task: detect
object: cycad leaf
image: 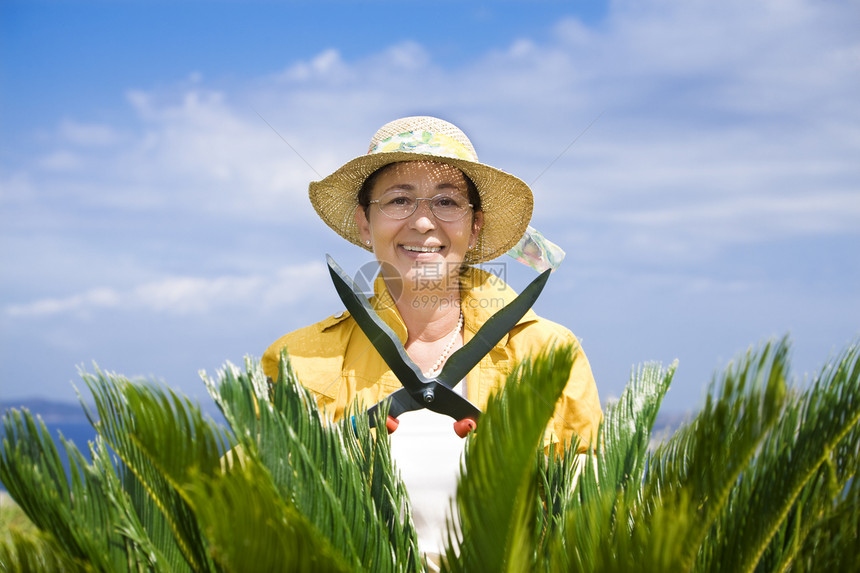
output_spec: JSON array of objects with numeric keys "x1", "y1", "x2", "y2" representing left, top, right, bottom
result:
[
  {"x1": 202, "y1": 356, "x2": 422, "y2": 572},
  {"x1": 791, "y1": 452, "x2": 860, "y2": 572},
  {"x1": 706, "y1": 340, "x2": 860, "y2": 572},
  {"x1": 553, "y1": 360, "x2": 676, "y2": 572},
  {"x1": 0, "y1": 525, "x2": 85, "y2": 573},
  {"x1": 443, "y1": 343, "x2": 575, "y2": 573},
  {"x1": 0, "y1": 405, "x2": 178, "y2": 571},
  {"x1": 4, "y1": 335, "x2": 858, "y2": 572},
  {"x1": 583, "y1": 359, "x2": 676, "y2": 498},
  {"x1": 82, "y1": 370, "x2": 224, "y2": 572},
  {"x1": 1, "y1": 409, "x2": 112, "y2": 570},
  {"x1": 184, "y1": 457, "x2": 354, "y2": 572},
  {"x1": 642, "y1": 338, "x2": 790, "y2": 571}
]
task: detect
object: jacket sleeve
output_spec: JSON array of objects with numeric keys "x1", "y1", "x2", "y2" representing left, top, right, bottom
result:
[
  {"x1": 507, "y1": 318, "x2": 603, "y2": 455},
  {"x1": 261, "y1": 313, "x2": 352, "y2": 415}
]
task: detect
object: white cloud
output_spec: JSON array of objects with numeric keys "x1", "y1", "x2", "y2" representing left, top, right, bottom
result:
[
  {"x1": 380, "y1": 41, "x2": 431, "y2": 70},
  {"x1": 59, "y1": 120, "x2": 121, "y2": 146},
  {"x1": 0, "y1": 170, "x2": 34, "y2": 204},
  {"x1": 38, "y1": 150, "x2": 83, "y2": 171},
  {"x1": 3, "y1": 0, "x2": 856, "y2": 275},
  {"x1": 0, "y1": 0, "x2": 854, "y2": 321},
  {"x1": 280, "y1": 48, "x2": 345, "y2": 81},
  {"x1": 3, "y1": 262, "x2": 328, "y2": 319},
  {"x1": 4, "y1": 287, "x2": 121, "y2": 318}
]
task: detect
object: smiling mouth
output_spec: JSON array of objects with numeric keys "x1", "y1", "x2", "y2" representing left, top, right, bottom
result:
[{"x1": 402, "y1": 245, "x2": 443, "y2": 253}]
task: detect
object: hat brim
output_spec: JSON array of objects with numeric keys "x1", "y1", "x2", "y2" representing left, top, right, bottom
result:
[{"x1": 309, "y1": 151, "x2": 534, "y2": 264}]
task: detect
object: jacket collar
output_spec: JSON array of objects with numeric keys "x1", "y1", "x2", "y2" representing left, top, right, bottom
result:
[{"x1": 368, "y1": 266, "x2": 538, "y2": 350}]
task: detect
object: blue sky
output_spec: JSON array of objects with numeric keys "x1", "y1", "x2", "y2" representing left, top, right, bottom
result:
[{"x1": 2, "y1": 0, "x2": 858, "y2": 414}]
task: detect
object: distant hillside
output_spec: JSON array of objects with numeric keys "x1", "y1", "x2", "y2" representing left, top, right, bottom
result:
[
  {"x1": 650, "y1": 410, "x2": 692, "y2": 447},
  {"x1": 0, "y1": 398, "x2": 91, "y2": 424},
  {"x1": 1, "y1": 396, "x2": 226, "y2": 425}
]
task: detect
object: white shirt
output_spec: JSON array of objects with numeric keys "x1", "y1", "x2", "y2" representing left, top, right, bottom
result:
[{"x1": 388, "y1": 380, "x2": 468, "y2": 556}]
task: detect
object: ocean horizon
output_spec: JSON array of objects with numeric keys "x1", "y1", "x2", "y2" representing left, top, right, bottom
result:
[
  {"x1": 0, "y1": 421, "x2": 98, "y2": 493},
  {"x1": 0, "y1": 398, "x2": 229, "y2": 493}
]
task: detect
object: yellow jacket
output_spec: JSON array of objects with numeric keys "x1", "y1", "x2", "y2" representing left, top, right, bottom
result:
[{"x1": 262, "y1": 266, "x2": 602, "y2": 453}]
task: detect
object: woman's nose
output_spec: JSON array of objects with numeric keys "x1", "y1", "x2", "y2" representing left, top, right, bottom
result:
[{"x1": 409, "y1": 200, "x2": 437, "y2": 231}]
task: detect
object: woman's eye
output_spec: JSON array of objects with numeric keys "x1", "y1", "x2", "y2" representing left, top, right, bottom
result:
[
  {"x1": 388, "y1": 196, "x2": 411, "y2": 206},
  {"x1": 435, "y1": 196, "x2": 461, "y2": 208}
]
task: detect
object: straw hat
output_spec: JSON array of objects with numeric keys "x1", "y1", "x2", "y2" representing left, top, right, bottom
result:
[{"x1": 309, "y1": 116, "x2": 534, "y2": 264}]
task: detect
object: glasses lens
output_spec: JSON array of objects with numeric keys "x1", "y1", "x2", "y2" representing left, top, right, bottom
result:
[
  {"x1": 377, "y1": 191, "x2": 417, "y2": 219},
  {"x1": 375, "y1": 191, "x2": 471, "y2": 221},
  {"x1": 430, "y1": 195, "x2": 470, "y2": 221}
]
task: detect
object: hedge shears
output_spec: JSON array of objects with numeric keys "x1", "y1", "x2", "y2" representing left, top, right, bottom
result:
[{"x1": 327, "y1": 255, "x2": 550, "y2": 438}]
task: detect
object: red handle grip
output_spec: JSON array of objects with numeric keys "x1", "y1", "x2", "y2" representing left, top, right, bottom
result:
[
  {"x1": 385, "y1": 415, "x2": 400, "y2": 434},
  {"x1": 453, "y1": 417, "x2": 477, "y2": 438}
]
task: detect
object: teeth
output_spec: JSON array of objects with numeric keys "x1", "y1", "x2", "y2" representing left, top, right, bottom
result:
[{"x1": 403, "y1": 245, "x2": 442, "y2": 253}]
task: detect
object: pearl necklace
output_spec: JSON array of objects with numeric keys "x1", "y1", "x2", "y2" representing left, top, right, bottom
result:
[{"x1": 423, "y1": 310, "x2": 464, "y2": 377}]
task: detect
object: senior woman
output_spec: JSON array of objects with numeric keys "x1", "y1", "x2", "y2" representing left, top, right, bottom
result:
[{"x1": 262, "y1": 116, "x2": 601, "y2": 555}]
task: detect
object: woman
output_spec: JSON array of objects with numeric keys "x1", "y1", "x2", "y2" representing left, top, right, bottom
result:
[{"x1": 262, "y1": 116, "x2": 601, "y2": 554}]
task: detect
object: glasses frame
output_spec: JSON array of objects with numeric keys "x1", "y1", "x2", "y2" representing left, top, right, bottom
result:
[{"x1": 368, "y1": 191, "x2": 474, "y2": 222}]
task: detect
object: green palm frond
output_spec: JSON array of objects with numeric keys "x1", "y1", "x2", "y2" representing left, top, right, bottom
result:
[
  {"x1": 790, "y1": 454, "x2": 860, "y2": 572},
  {"x1": 183, "y1": 456, "x2": 354, "y2": 572},
  {"x1": 0, "y1": 405, "x2": 175, "y2": 571},
  {"x1": 345, "y1": 399, "x2": 418, "y2": 568},
  {"x1": 2, "y1": 336, "x2": 858, "y2": 572},
  {"x1": 442, "y1": 343, "x2": 575, "y2": 573},
  {"x1": 2, "y1": 358, "x2": 421, "y2": 572},
  {"x1": 82, "y1": 370, "x2": 223, "y2": 572},
  {"x1": 533, "y1": 433, "x2": 580, "y2": 564},
  {"x1": 202, "y1": 356, "x2": 421, "y2": 572},
  {"x1": 589, "y1": 359, "x2": 677, "y2": 495},
  {"x1": 703, "y1": 340, "x2": 860, "y2": 572},
  {"x1": 638, "y1": 338, "x2": 791, "y2": 572},
  {"x1": 0, "y1": 525, "x2": 83, "y2": 573},
  {"x1": 549, "y1": 359, "x2": 677, "y2": 572},
  {"x1": 1, "y1": 411, "x2": 112, "y2": 571}
]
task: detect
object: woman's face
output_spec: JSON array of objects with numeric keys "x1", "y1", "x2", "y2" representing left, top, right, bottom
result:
[{"x1": 354, "y1": 161, "x2": 483, "y2": 292}]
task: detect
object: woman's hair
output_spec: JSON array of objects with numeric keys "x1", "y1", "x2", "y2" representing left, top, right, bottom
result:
[{"x1": 358, "y1": 162, "x2": 482, "y2": 217}]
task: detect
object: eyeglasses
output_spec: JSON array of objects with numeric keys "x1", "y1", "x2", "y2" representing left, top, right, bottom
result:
[{"x1": 369, "y1": 190, "x2": 473, "y2": 222}]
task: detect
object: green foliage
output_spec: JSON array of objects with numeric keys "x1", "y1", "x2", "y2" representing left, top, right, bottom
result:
[
  {"x1": 1, "y1": 360, "x2": 421, "y2": 572},
  {"x1": 443, "y1": 345, "x2": 575, "y2": 573},
  {"x1": 1, "y1": 337, "x2": 858, "y2": 573}
]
